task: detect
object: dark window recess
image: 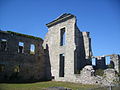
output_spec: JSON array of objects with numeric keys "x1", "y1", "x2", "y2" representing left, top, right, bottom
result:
[
  {"x1": 60, "y1": 28, "x2": 66, "y2": 46},
  {"x1": 52, "y1": 76, "x2": 55, "y2": 79},
  {"x1": 18, "y1": 42, "x2": 24, "y2": 53},
  {"x1": 1, "y1": 39, "x2": 7, "y2": 51},
  {"x1": 59, "y1": 54, "x2": 65, "y2": 77}
]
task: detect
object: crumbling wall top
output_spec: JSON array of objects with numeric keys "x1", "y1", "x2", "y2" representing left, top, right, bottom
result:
[
  {"x1": 0, "y1": 30, "x2": 43, "y2": 41},
  {"x1": 82, "y1": 32, "x2": 90, "y2": 37},
  {"x1": 46, "y1": 13, "x2": 76, "y2": 27}
]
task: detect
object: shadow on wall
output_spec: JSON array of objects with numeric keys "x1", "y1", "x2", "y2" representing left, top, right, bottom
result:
[
  {"x1": 0, "y1": 44, "x2": 52, "y2": 84},
  {"x1": 44, "y1": 44, "x2": 52, "y2": 81}
]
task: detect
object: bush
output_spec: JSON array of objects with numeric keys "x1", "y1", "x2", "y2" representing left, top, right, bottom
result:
[
  {"x1": 108, "y1": 64, "x2": 114, "y2": 68},
  {"x1": 95, "y1": 69, "x2": 104, "y2": 76}
]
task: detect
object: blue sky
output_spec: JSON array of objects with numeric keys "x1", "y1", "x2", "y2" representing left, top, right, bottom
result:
[{"x1": 0, "y1": 0, "x2": 120, "y2": 57}]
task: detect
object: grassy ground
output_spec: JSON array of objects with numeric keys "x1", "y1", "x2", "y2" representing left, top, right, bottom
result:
[{"x1": 0, "y1": 81, "x2": 99, "y2": 90}]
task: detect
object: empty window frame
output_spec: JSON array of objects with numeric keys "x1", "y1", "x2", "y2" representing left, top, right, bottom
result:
[
  {"x1": 60, "y1": 28, "x2": 66, "y2": 46},
  {"x1": 106, "y1": 56, "x2": 110, "y2": 65},
  {"x1": 92, "y1": 58, "x2": 96, "y2": 65},
  {"x1": 18, "y1": 42, "x2": 24, "y2": 53},
  {"x1": 0, "y1": 39, "x2": 7, "y2": 51},
  {"x1": 0, "y1": 64, "x2": 5, "y2": 72},
  {"x1": 30, "y1": 44, "x2": 35, "y2": 54},
  {"x1": 59, "y1": 54, "x2": 65, "y2": 77}
]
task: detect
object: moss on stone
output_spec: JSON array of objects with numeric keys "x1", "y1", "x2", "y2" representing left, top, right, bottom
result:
[{"x1": 7, "y1": 31, "x2": 42, "y2": 40}]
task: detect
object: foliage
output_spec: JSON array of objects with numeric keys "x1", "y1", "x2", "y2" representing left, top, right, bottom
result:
[
  {"x1": 108, "y1": 60, "x2": 114, "y2": 69},
  {"x1": 95, "y1": 69, "x2": 104, "y2": 76},
  {"x1": 118, "y1": 73, "x2": 120, "y2": 77},
  {"x1": 108, "y1": 64, "x2": 114, "y2": 69}
]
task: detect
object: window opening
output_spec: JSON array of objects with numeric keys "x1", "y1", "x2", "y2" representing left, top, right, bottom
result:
[
  {"x1": 59, "y1": 54, "x2": 65, "y2": 77},
  {"x1": 30, "y1": 44, "x2": 35, "y2": 54},
  {"x1": 92, "y1": 58, "x2": 96, "y2": 65},
  {"x1": 1, "y1": 39, "x2": 7, "y2": 51},
  {"x1": 106, "y1": 56, "x2": 110, "y2": 65},
  {"x1": 60, "y1": 28, "x2": 66, "y2": 46},
  {"x1": 18, "y1": 42, "x2": 24, "y2": 53}
]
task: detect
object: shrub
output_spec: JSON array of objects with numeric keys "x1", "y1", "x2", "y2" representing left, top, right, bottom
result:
[
  {"x1": 95, "y1": 69, "x2": 104, "y2": 76},
  {"x1": 108, "y1": 64, "x2": 114, "y2": 68}
]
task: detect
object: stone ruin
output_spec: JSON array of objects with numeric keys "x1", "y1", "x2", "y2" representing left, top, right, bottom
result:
[
  {"x1": 0, "y1": 13, "x2": 120, "y2": 86},
  {"x1": 0, "y1": 31, "x2": 51, "y2": 82},
  {"x1": 43, "y1": 13, "x2": 120, "y2": 86}
]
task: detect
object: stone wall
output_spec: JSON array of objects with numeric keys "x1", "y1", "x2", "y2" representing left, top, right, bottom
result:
[
  {"x1": 78, "y1": 66, "x2": 119, "y2": 86},
  {"x1": 43, "y1": 13, "x2": 92, "y2": 81},
  {"x1": 0, "y1": 31, "x2": 50, "y2": 82},
  {"x1": 93, "y1": 54, "x2": 120, "y2": 72},
  {"x1": 43, "y1": 14, "x2": 77, "y2": 81},
  {"x1": 82, "y1": 32, "x2": 92, "y2": 60},
  {"x1": 43, "y1": 13, "x2": 119, "y2": 86},
  {"x1": 102, "y1": 69, "x2": 119, "y2": 86},
  {"x1": 95, "y1": 56, "x2": 106, "y2": 69},
  {"x1": 110, "y1": 54, "x2": 120, "y2": 73}
]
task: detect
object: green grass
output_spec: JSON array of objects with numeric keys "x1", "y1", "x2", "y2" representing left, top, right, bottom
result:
[{"x1": 0, "y1": 81, "x2": 99, "y2": 90}]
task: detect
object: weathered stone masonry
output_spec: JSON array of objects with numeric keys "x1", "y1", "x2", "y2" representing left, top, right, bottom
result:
[
  {"x1": 43, "y1": 13, "x2": 120, "y2": 86},
  {"x1": 0, "y1": 31, "x2": 50, "y2": 82},
  {"x1": 43, "y1": 13, "x2": 92, "y2": 81}
]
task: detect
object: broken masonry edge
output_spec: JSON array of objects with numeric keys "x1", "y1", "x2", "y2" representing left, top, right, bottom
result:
[{"x1": 5, "y1": 31, "x2": 43, "y2": 40}]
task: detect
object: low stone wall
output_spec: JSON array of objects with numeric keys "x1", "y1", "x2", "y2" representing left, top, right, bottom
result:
[{"x1": 53, "y1": 65, "x2": 119, "y2": 86}]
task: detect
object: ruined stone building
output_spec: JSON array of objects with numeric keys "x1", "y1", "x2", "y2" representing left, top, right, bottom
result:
[
  {"x1": 43, "y1": 13, "x2": 120, "y2": 86},
  {"x1": 0, "y1": 31, "x2": 50, "y2": 82},
  {"x1": 0, "y1": 13, "x2": 120, "y2": 85},
  {"x1": 93, "y1": 54, "x2": 120, "y2": 73},
  {"x1": 43, "y1": 13, "x2": 92, "y2": 80}
]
